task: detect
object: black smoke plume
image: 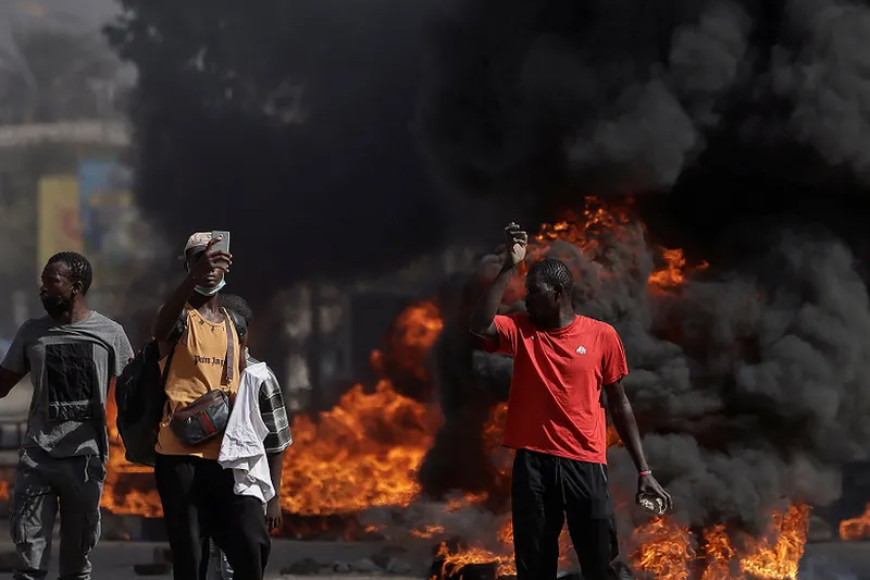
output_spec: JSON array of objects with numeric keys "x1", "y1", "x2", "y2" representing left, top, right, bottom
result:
[
  {"x1": 416, "y1": 0, "x2": 870, "y2": 539},
  {"x1": 416, "y1": 0, "x2": 870, "y2": 235},
  {"x1": 106, "y1": 0, "x2": 452, "y2": 306}
]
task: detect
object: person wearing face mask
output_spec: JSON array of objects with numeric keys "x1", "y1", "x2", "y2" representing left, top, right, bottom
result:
[
  {"x1": 0, "y1": 252, "x2": 134, "y2": 580},
  {"x1": 152, "y1": 233, "x2": 270, "y2": 580}
]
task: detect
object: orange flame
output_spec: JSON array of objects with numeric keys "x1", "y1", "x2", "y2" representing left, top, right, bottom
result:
[
  {"x1": 433, "y1": 519, "x2": 518, "y2": 577},
  {"x1": 526, "y1": 197, "x2": 707, "y2": 295},
  {"x1": 700, "y1": 525, "x2": 739, "y2": 580},
  {"x1": 411, "y1": 524, "x2": 446, "y2": 539},
  {"x1": 649, "y1": 248, "x2": 709, "y2": 291},
  {"x1": 739, "y1": 504, "x2": 810, "y2": 580},
  {"x1": 623, "y1": 505, "x2": 809, "y2": 580},
  {"x1": 839, "y1": 503, "x2": 870, "y2": 541},
  {"x1": 631, "y1": 516, "x2": 695, "y2": 580},
  {"x1": 281, "y1": 379, "x2": 437, "y2": 515},
  {"x1": 278, "y1": 299, "x2": 443, "y2": 516},
  {"x1": 434, "y1": 541, "x2": 515, "y2": 578},
  {"x1": 386, "y1": 301, "x2": 444, "y2": 381},
  {"x1": 432, "y1": 522, "x2": 575, "y2": 579},
  {"x1": 0, "y1": 479, "x2": 9, "y2": 502},
  {"x1": 445, "y1": 492, "x2": 488, "y2": 513},
  {"x1": 532, "y1": 197, "x2": 634, "y2": 253}
]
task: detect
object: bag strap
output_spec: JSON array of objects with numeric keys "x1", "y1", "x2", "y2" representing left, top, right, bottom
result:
[
  {"x1": 222, "y1": 308, "x2": 236, "y2": 386},
  {"x1": 179, "y1": 308, "x2": 191, "y2": 347}
]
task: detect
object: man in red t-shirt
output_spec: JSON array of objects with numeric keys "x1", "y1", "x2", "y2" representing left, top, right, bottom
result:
[{"x1": 470, "y1": 222, "x2": 672, "y2": 580}]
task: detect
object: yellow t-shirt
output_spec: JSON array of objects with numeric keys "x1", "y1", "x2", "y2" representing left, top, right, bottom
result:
[{"x1": 155, "y1": 305, "x2": 240, "y2": 460}]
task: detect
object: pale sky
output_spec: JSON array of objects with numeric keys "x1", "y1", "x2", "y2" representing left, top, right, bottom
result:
[
  {"x1": 0, "y1": 0, "x2": 120, "y2": 40},
  {"x1": 0, "y1": 0, "x2": 132, "y2": 85}
]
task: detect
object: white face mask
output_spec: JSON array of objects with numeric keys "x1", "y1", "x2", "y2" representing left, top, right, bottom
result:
[{"x1": 194, "y1": 278, "x2": 227, "y2": 296}]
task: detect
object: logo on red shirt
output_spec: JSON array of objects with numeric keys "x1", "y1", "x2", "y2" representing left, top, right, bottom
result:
[{"x1": 576, "y1": 345, "x2": 587, "y2": 355}]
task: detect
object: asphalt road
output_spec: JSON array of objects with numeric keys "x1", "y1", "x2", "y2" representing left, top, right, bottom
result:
[
  {"x1": 0, "y1": 535, "x2": 867, "y2": 579},
  {"x1": 0, "y1": 537, "x2": 433, "y2": 580}
]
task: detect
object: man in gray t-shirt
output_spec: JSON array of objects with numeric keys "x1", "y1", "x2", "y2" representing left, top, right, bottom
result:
[{"x1": 0, "y1": 252, "x2": 133, "y2": 580}]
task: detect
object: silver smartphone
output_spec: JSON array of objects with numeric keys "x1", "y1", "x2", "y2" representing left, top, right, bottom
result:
[
  {"x1": 211, "y1": 231, "x2": 230, "y2": 252},
  {"x1": 211, "y1": 231, "x2": 230, "y2": 264}
]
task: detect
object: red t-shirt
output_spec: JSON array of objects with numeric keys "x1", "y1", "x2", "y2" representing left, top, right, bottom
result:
[{"x1": 485, "y1": 313, "x2": 628, "y2": 464}]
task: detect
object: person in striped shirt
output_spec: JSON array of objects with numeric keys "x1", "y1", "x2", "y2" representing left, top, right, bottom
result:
[{"x1": 208, "y1": 294, "x2": 292, "y2": 580}]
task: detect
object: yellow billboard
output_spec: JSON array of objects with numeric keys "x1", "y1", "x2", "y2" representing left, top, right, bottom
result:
[{"x1": 37, "y1": 176, "x2": 84, "y2": 269}]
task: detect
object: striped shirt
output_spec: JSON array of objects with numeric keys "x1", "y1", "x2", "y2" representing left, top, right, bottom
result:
[{"x1": 246, "y1": 350, "x2": 292, "y2": 455}]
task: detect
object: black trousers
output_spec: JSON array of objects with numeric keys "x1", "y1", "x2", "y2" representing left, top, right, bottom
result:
[
  {"x1": 155, "y1": 454, "x2": 271, "y2": 580},
  {"x1": 512, "y1": 449, "x2": 623, "y2": 580}
]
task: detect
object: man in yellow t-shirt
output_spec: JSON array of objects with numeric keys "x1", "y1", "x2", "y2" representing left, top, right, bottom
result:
[{"x1": 151, "y1": 233, "x2": 269, "y2": 580}]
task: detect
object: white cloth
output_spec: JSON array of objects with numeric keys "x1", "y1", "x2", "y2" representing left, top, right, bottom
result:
[{"x1": 218, "y1": 362, "x2": 275, "y2": 504}]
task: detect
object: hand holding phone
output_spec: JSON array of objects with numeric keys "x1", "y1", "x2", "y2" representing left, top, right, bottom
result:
[
  {"x1": 189, "y1": 234, "x2": 232, "y2": 286},
  {"x1": 211, "y1": 231, "x2": 231, "y2": 266},
  {"x1": 211, "y1": 231, "x2": 230, "y2": 254}
]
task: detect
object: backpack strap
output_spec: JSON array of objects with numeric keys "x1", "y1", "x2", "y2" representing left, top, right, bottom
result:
[
  {"x1": 178, "y1": 309, "x2": 190, "y2": 347},
  {"x1": 222, "y1": 308, "x2": 236, "y2": 386}
]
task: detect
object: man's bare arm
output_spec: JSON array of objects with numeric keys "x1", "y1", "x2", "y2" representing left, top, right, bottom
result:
[
  {"x1": 604, "y1": 379, "x2": 650, "y2": 473},
  {"x1": 152, "y1": 276, "x2": 198, "y2": 343},
  {"x1": 470, "y1": 223, "x2": 528, "y2": 341},
  {"x1": 606, "y1": 378, "x2": 673, "y2": 511},
  {"x1": 265, "y1": 451, "x2": 286, "y2": 530},
  {"x1": 267, "y1": 452, "x2": 284, "y2": 497},
  {"x1": 0, "y1": 367, "x2": 25, "y2": 399},
  {"x1": 470, "y1": 265, "x2": 516, "y2": 341}
]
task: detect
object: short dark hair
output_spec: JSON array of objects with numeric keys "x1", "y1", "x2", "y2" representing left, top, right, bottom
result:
[
  {"x1": 529, "y1": 258, "x2": 574, "y2": 293},
  {"x1": 219, "y1": 294, "x2": 253, "y2": 338},
  {"x1": 47, "y1": 252, "x2": 93, "y2": 295}
]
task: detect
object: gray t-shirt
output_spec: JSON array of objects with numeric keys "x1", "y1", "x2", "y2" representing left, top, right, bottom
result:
[{"x1": 1, "y1": 311, "x2": 134, "y2": 459}]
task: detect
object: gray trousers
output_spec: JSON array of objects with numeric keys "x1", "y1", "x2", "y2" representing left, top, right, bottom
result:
[{"x1": 10, "y1": 448, "x2": 105, "y2": 580}]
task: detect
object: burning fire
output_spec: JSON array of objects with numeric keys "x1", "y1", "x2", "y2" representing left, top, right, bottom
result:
[
  {"x1": 411, "y1": 524, "x2": 447, "y2": 539},
  {"x1": 280, "y1": 299, "x2": 443, "y2": 515},
  {"x1": 839, "y1": 504, "x2": 870, "y2": 541},
  {"x1": 649, "y1": 248, "x2": 709, "y2": 290},
  {"x1": 432, "y1": 518, "x2": 575, "y2": 578},
  {"x1": 434, "y1": 540, "x2": 515, "y2": 578},
  {"x1": 739, "y1": 504, "x2": 810, "y2": 579},
  {"x1": 699, "y1": 525, "x2": 737, "y2": 580},
  {"x1": 385, "y1": 300, "x2": 444, "y2": 381},
  {"x1": 0, "y1": 479, "x2": 9, "y2": 502},
  {"x1": 631, "y1": 516, "x2": 695, "y2": 580},
  {"x1": 532, "y1": 198, "x2": 634, "y2": 252},
  {"x1": 445, "y1": 492, "x2": 488, "y2": 512},
  {"x1": 280, "y1": 379, "x2": 437, "y2": 515},
  {"x1": 625, "y1": 504, "x2": 810, "y2": 580},
  {"x1": 528, "y1": 197, "x2": 708, "y2": 294}
]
